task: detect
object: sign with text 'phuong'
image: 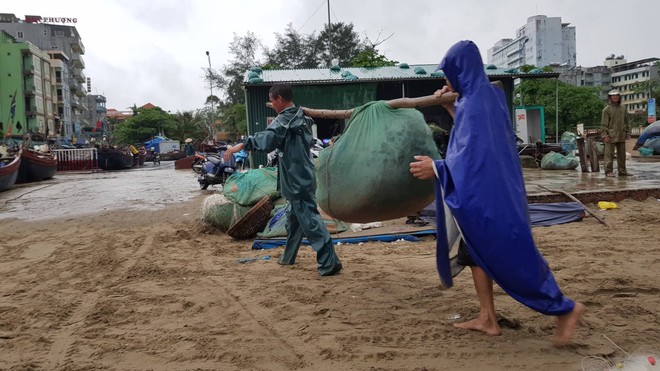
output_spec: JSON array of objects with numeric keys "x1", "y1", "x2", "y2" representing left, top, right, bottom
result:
[
  {"x1": 649, "y1": 98, "x2": 656, "y2": 124},
  {"x1": 25, "y1": 15, "x2": 77, "y2": 24}
]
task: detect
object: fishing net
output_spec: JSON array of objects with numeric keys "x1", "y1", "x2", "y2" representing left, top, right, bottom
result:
[
  {"x1": 540, "y1": 151, "x2": 579, "y2": 170},
  {"x1": 316, "y1": 101, "x2": 440, "y2": 223},
  {"x1": 223, "y1": 167, "x2": 279, "y2": 206},
  {"x1": 201, "y1": 194, "x2": 251, "y2": 232}
]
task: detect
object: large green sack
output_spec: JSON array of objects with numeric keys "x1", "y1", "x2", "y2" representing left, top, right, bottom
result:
[
  {"x1": 223, "y1": 167, "x2": 279, "y2": 206},
  {"x1": 201, "y1": 194, "x2": 251, "y2": 232},
  {"x1": 540, "y1": 151, "x2": 579, "y2": 170},
  {"x1": 316, "y1": 101, "x2": 439, "y2": 223}
]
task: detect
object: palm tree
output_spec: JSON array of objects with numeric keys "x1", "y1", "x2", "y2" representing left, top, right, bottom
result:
[{"x1": 170, "y1": 110, "x2": 206, "y2": 143}]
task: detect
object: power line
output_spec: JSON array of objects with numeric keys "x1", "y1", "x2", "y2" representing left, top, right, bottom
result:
[{"x1": 297, "y1": 0, "x2": 326, "y2": 32}]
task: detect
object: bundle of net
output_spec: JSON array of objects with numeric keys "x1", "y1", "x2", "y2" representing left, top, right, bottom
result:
[
  {"x1": 201, "y1": 194, "x2": 251, "y2": 232},
  {"x1": 316, "y1": 101, "x2": 440, "y2": 223}
]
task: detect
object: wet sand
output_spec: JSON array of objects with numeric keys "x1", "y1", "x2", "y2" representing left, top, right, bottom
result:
[{"x1": 1, "y1": 189, "x2": 659, "y2": 370}]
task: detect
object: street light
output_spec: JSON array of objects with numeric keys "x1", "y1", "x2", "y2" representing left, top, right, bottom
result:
[{"x1": 205, "y1": 51, "x2": 215, "y2": 141}]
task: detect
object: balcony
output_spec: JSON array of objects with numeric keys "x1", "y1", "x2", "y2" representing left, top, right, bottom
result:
[
  {"x1": 73, "y1": 68, "x2": 86, "y2": 83},
  {"x1": 96, "y1": 104, "x2": 107, "y2": 113},
  {"x1": 74, "y1": 83, "x2": 86, "y2": 97},
  {"x1": 26, "y1": 106, "x2": 38, "y2": 117},
  {"x1": 71, "y1": 53, "x2": 85, "y2": 69},
  {"x1": 23, "y1": 64, "x2": 35, "y2": 76},
  {"x1": 71, "y1": 38, "x2": 85, "y2": 55}
]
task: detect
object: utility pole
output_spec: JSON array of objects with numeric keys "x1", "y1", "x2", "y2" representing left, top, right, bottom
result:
[
  {"x1": 327, "y1": 0, "x2": 332, "y2": 63},
  {"x1": 205, "y1": 51, "x2": 215, "y2": 142}
]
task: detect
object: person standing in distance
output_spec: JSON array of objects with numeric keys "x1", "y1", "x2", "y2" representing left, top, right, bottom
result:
[
  {"x1": 224, "y1": 84, "x2": 342, "y2": 276},
  {"x1": 601, "y1": 90, "x2": 630, "y2": 177}
]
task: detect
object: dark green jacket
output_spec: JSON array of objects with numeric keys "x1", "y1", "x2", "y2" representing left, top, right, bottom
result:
[
  {"x1": 601, "y1": 104, "x2": 629, "y2": 143},
  {"x1": 243, "y1": 106, "x2": 316, "y2": 200}
]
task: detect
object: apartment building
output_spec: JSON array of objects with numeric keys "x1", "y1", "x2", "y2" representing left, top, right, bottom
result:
[
  {"x1": 0, "y1": 13, "x2": 87, "y2": 139},
  {"x1": 0, "y1": 31, "x2": 57, "y2": 138},
  {"x1": 488, "y1": 15, "x2": 576, "y2": 69},
  {"x1": 610, "y1": 58, "x2": 660, "y2": 114}
]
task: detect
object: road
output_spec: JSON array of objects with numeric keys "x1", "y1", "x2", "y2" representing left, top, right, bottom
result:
[{"x1": 0, "y1": 161, "x2": 203, "y2": 221}]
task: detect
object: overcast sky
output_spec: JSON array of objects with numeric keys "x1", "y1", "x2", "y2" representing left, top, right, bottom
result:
[{"x1": 6, "y1": 0, "x2": 658, "y2": 112}]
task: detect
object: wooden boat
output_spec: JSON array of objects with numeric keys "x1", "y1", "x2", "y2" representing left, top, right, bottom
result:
[
  {"x1": 16, "y1": 148, "x2": 58, "y2": 184},
  {"x1": 0, "y1": 150, "x2": 21, "y2": 192},
  {"x1": 97, "y1": 147, "x2": 135, "y2": 170},
  {"x1": 159, "y1": 150, "x2": 187, "y2": 161}
]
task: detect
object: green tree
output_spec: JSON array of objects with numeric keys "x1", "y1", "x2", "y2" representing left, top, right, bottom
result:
[
  {"x1": 113, "y1": 107, "x2": 176, "y2": 145},
  {"x1": 170, "y1": 110, "x2": 207, "y2": 143},
  {"x1": 516, "y1": 79, "x2": 604, "y2": 136},
  {"x1": 264, "y1": 23, "x2": 319, "y2": 69},
  {"x1": 217, "y1": 103, "x2": 247, "y2": 141},
  {"x1": 314, "y1": 22, "x2": 362, "y2": 67},
  {"x1": 351, "y1": 46, "x2": 397, "y2": 67}
]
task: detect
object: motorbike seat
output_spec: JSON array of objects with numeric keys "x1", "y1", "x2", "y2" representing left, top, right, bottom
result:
[{"x1": 207, "y1": 156, "x2": 223, "y2": 165}]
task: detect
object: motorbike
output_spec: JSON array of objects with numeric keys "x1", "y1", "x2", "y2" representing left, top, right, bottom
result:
[
  {"x1": 197, "y1": 150, "x2": 237, "y2": 190},
  {"x1": 150, "y1": 148, "x2": 161, "y2": 165},
  {"x1": 192, "y1": 149, "x2": 248, "y2": 174},
  {"x1": 267, "y1": 139, "x2": 325, "y2": 167}
]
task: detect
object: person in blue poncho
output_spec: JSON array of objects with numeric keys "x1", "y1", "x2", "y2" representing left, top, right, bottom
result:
[
  {"x1": 410, "y1": 40, "x2": 584, "y2": 346},
  {"x1": 224, "y1": 84, "x2": 342, "y2": 276}
]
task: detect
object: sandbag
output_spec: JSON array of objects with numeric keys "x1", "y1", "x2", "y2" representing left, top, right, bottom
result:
[
  {"x1": 201, "y1": 194, "x2": 251, "y2": 232},
  {"x1": 223, "y1": 167, "x2": 279, "y2": 206},
  {"x1": 316, "y1": 101, "x2": 439, "y2": 223},
  {"x1": 540, "y1": 151, "x2": 579, "y2": 170}
]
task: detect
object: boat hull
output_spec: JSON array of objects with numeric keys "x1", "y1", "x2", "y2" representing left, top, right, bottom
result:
[
  {"x1": 0, "y1": 154, "x2": 21, "y2": 191},
  {"x1": 16, "y1": 149, "x2": 58, "y2": 184}
]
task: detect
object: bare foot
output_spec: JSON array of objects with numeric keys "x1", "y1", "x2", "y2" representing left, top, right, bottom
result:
[
  {"x1": 553, "y1": 302, "x2": 585, "y2": 347},
  {"x1": 453, "y1": 317, "x2": 502, "y2": 336}
]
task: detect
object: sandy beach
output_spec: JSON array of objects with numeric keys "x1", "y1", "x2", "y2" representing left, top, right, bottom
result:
[{"x1": 1, "y1": 186, "x2": 659, "y2": 370}]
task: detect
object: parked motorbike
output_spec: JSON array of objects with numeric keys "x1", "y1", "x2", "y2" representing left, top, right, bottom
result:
[
  {"x1": 266, "y1": 138, "x2": 325, "y2": 167},
  {"x1": 193, "y1": 149, "x2": 248, "y2": 174},
  {"x1": 197, "y1": 150, "x2": 237, "y2": 190}
]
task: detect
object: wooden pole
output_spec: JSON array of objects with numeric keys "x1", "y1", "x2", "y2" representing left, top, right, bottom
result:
[
  {"x1": 266, "y1": 92, "x2": 460, "y2": 120},
  {"x1": 576, "y1": 137, "x2": 588, "y2": 172},
  {"x1": 537, "y1": 185, "x2": 611, "y2": 228}
]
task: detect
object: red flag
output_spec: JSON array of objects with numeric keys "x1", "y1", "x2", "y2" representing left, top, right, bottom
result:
[{"x1": 93, "y1": 120, "x2": 103, "y2": 132}]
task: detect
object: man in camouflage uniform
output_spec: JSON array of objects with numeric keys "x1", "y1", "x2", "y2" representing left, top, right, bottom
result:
[{"x1": 601, "y1": 90, "x2": 630, "y2": 177}]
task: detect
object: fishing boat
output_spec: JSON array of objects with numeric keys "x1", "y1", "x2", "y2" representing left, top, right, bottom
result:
[
  {"x1": 16, "y1": 147, "x2": 58, "y2": 184},
  {"x1": 0, "y1": 149, "x2": 21, "y2": 192},
  {"x1": 97, "y1": 147, "x2": 135, "y2": 170}
]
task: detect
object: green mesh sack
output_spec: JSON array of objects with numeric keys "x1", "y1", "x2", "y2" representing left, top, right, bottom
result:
[
  {"x1": 201, "y1": 194, "x2": 252, "y2": 232},
  {"x1": 540, "y1": 151, "x2": 579, "y2": 170},
  {"x1": 223, "y1": 167, "x2": 280, "y2": 206},
  {"x1": 316, "y1": 101, "x2": 439, "y2": 223}
]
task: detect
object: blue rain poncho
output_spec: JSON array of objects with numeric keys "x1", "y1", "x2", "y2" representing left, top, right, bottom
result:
[{"x1": 433, "y1": 41, "x2": 574, "y2": 316}]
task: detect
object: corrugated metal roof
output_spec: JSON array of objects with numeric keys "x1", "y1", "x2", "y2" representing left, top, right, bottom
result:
[{"x1": 243, "y1": 64, "x2": 559, "y2": 85}]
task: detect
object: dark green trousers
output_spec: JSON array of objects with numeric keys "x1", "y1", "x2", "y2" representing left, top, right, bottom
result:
[
  {"x1": 280, "y1": 199, "x2": 342, "y2": 276},
  {"x1": 604, "y1": 142, "x2": 627, "y2": 175}
]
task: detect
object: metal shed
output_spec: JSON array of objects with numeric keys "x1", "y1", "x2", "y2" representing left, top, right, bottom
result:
[{"x1": 242, "y1": 64, "x2": 559, "y2": 166}]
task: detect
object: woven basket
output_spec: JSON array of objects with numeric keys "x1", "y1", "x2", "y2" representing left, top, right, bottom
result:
[{"x1": 226, "y1": 196, "x2": 274, "y2": 239}]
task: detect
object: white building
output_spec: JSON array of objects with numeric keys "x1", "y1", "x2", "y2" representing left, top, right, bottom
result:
[
  {"x1": 488, "y1": 15, "x2": 576, "y2": 69},
  {"x1": 610, "y1": 58, "x2": 660, "y2": 114}
]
